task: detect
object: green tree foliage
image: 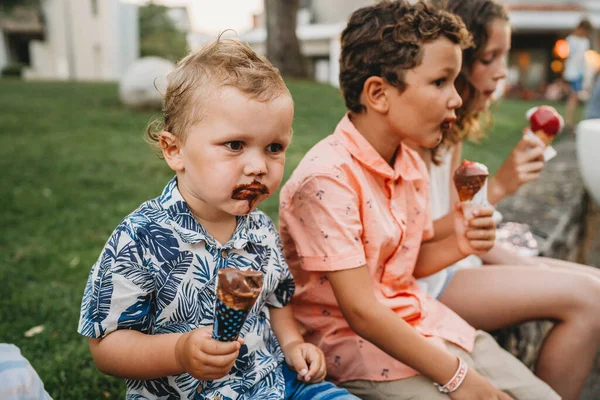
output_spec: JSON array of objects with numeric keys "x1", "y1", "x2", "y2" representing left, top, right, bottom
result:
[
  {"x1": 0, "y1": 0, "x2": 40, "y2": 13},
  {"x1": 139, "y1": 2, "x2": 188, "y2": 62}
]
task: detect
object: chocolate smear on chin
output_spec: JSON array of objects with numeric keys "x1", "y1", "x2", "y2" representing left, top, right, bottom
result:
[{"x1": 231, "y1": 180, "x2": 269, "y2": 209}]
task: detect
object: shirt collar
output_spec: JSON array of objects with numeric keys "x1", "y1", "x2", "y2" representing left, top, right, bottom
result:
[
  {"x1": 158, "y1": 177, "x2": 268, "y2": 248},
  {"x1": 334, "y1": 114, "x2": 424, "y2": 182}
]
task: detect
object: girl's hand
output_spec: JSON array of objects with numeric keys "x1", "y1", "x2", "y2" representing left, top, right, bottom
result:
[
  {"x1": 282, "y1": 340, "x2": 327, "y2": 383},
  {"x1": 489, "y1": 133, "x2": 545, "y2": 204},
  {"x1": 454, "y1": 203, "x2": 496, "y2": 256},
  {"x1": 450, "y1": 368, "x2": 513, "y2": 400},
  {"x1": 174, "y1": 326, "x2": 243, "y2": 381}
]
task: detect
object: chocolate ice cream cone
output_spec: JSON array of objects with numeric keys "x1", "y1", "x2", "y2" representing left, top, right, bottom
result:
[
  {"x1": 453, "y1": 160, "x2": 489, "y2": 202},
  {"x1": 213, "y1": 268, "x2": 263, "y2": 342}
]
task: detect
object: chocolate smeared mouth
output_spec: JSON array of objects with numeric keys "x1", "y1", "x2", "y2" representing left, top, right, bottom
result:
[
  {"x1": 440, "y1": 117, "x2": 456, "y2": 135},
  {"x1": 231, "y1": 180, "x2": 269, "y2": 201},
  {"x1": 441, "y1": 121, "x2": 452, "y2": 133}
]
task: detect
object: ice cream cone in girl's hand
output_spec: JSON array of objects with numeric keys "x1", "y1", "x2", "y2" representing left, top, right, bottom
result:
[{"x1": 525, "y1": 105, "x2": 564, "y2": 161}]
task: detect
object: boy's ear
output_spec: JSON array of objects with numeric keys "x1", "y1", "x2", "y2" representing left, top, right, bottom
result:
[
  {"x1": 362, "y1": 76, "x2": 389, "y2": 114},
  {"x1": 160, "y1": 131, "x2": 184, "y2": 172}
]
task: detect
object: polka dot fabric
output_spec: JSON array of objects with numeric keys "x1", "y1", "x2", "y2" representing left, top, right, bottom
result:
[{"x1": 212, "y1": 298, "x2": 251, "y2": 342}]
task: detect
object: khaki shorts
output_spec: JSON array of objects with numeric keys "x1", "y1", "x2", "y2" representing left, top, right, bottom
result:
[{"x1": 340, "y1": 330, "x2": 560, "y2": 400}]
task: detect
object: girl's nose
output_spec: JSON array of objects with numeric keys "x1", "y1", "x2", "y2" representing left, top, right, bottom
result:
[{"x1": 494, "y1": 58, "x2": 508, "y2": 80}]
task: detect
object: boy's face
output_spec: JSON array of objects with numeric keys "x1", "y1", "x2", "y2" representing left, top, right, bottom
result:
[
  {"x1": 470, "y1": 19, "x2": 511, "y2": 112},
  {"x1": 169, "y1": 86, "x2": 293, "y2": 218},
  {"x1": 386, "y1": 37, "x2": 463, "y2": 149}
]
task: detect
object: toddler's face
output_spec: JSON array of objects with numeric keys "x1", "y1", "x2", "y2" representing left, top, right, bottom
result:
[
  {"x1": 386, "y1": 37, "x2": 463, "y2": 149},
  {"x1": 176, "y1": 86, "x2": 293, "y2": 217}
]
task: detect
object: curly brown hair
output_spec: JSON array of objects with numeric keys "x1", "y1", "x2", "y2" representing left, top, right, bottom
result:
[
  {"x1": 339, "y1": 0, "x2": 472, "y2": 115},
  {"x1": 146, "y1": 37, "x2": 290, "y2": 156},
  {"x1": 433, "y1": 0, "x2": 509, "y2": 158}
]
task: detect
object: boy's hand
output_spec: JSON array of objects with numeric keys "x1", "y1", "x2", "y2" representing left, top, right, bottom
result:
[
  {"x1": 174, "y1": 326, "x2": 243, "y2": 381},
  {"x1": 282, "y1": 341, "x2": 327, "y2": 383},
  {"x1": 454, "y1": 203, "x2": 496, "y2": 256},
  {"x1": 489, "y1": 133, "x2": 545, "y2": 203},
  {"x1": 450, "y1": 369, "x2": 512, "y2": 400}
]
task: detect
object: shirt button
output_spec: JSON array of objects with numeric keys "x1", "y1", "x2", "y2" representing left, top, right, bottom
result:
[{"x1": 221, "y1": 250, "x2": 227, "y2": 259}]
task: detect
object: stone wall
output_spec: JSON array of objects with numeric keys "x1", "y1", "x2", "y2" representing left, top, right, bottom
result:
[{"x1": 491, "y1": 137, "x2": 599, "y2": 398}]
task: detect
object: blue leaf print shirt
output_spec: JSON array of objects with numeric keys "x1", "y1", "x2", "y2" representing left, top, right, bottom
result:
[{"x1": 78, "y1": 178, "x2": 295, "y2": 400}]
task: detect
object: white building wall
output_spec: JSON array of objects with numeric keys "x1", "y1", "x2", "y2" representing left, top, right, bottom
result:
[
  {"x1": 25, "y1": 0, "x2": 70, "y2": 79},
  {"x1": 328, "y1": 36, "x2": 340, "y2": 87},
  {"x1": 69, "y1": 0, "x2": 98, "y2": 80},
  {"x1": 310, "y1": 0, "x2": 372, "y2": 24},
  {"x1": 118, "y1": 3, "x2": 139, "y2": 79},
  {"x1": 69, "y1": 0, "x2": 122, "y2": 80},
  {"x1": 239, "y1": 0, "x2": 600, "y2": 88},
  {"x1": 510, "y1": 11, "x2": 600, "y2": 32},
  {"x1": 0, "y1": 32, "x2": 7, "y2": 71},
  {"x1": 24, "y1": 0, "x2": 138, "y2": 81}
]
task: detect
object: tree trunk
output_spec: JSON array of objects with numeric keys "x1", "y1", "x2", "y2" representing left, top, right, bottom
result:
[{"x1": 265, "y1": 0, "x2": 308, "y2": 78}]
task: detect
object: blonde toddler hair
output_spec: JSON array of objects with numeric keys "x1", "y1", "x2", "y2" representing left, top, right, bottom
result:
[{"x1": 146, "y1": 38, "x2": 290, "y2": 153}]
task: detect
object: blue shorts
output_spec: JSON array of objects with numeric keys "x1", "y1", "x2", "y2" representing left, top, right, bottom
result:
[
  {"x1": 568, "y1": 76, "x2": 584, "y2": 92},
  {"x1": 283, "y1": 363, "x2": 359, "y2": 400},
  {"x1": 436, "y1": 267, "x2": 457, "y2": 300}
]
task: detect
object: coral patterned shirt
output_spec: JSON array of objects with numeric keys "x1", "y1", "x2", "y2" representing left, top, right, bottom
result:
[{"x1": 279, "y1": 115, "x2": 475, "y2": 383}]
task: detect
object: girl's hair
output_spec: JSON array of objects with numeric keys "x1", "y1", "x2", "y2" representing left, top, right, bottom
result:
[
  {"x1": 146, "y1": 37, "x2": 290, "y2": 155},
  {"x1": 339, "y1": 0, "x2": 472, "y2": 114},
  {"x1": 432, "y1": 0, "x2": 509, "y2": 163}
]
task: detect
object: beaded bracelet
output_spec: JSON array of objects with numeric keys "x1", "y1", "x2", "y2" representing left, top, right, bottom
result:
[{"x1": 434, "y1": 357, "x2": 468, "y2": 394}]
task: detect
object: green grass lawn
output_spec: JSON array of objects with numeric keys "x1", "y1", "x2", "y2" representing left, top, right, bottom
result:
[{"x1": 0, "y1": 79, "x2": 576, "y2": 398}]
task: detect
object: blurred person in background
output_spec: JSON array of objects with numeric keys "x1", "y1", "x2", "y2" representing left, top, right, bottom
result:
[{"x1": 564, "y1": 19, "x2": 593, "y2": 132}]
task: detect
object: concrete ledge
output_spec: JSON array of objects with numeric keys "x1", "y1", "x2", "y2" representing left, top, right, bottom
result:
[
  {"x1": 491, "y1": 136, "x2": 599, "y2": 398},
  {"x1": 496, "y1": 136, "x2": 587, "y2": 263}
]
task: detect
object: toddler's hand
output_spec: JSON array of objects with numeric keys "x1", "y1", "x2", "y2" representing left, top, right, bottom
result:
[
  {"x1": 282, "y1": 341, "x2": 327, "y2": 383},
  {"x1": 454, "y1": 203, "x2": 496, "y2": 256},
  {"x1": 175, "y1": 326, "x2": 243, "y2": 381}
]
